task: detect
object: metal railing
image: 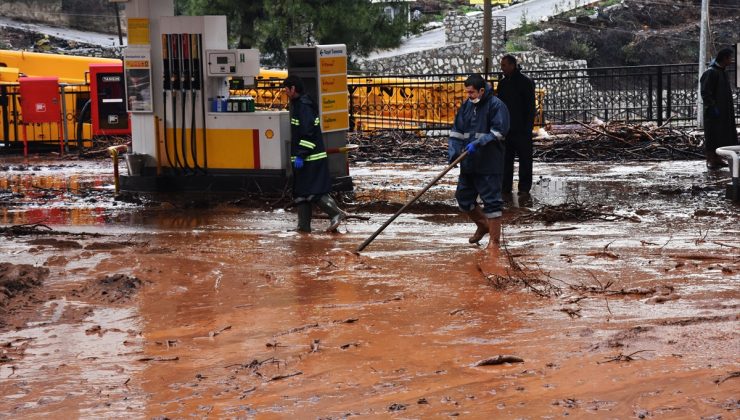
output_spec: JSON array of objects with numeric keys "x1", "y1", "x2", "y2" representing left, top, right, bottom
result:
[
  {"x1": 248, "y1": 63, "x2": 738, "y2": 138},
  {"x1": 526, "y1": 63, "x2": 738, "y2": 127},
  {"x1": 4, "y1": 63, "x2": 737, "y2": 151}
]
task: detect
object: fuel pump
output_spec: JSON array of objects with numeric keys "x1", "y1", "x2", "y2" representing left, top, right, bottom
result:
[{"x1": 119, "y1": 3, "x2": 350, "y2": 194}]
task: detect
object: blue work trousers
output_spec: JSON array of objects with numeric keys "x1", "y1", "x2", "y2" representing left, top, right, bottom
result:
[{"x1": 455, "y1": 173, "x2": 503, "y2": 218}]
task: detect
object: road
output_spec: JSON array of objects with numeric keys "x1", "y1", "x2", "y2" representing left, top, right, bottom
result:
[
  {"x1": 368, "y1": 0, "x2": 589, "y2": 60},
  {"x1": 0, "y1": 16, "x2": 124, "y2": 47}
]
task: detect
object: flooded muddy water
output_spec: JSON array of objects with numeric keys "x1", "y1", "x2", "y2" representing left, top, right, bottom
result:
[{"x1": 0, "y1": 156, "x2": 738, "y2": 418}]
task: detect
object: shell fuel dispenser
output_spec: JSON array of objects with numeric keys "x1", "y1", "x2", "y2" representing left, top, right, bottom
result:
[{"x1": 118, "y1": 0, "x2": 352, "y2": 194}]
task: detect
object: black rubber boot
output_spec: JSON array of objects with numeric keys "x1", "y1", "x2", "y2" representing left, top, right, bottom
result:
[
  {"x1": 296, "y1": 203, "x2": 312, "y2": 233},
  {"x1": 317, "y1": 195, "x2": 346, "y2": 232}
]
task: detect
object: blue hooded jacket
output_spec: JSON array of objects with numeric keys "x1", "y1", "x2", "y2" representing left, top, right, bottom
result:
[{"x1": 448, "y1": 84, "x2": 510, "y2": 174}]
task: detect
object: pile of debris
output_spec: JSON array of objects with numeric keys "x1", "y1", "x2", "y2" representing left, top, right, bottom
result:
[
  {"x1": 348, "y1": 122, "x2": 704, "y2": 164},
  {"x1": 535, "y1": 121, "x2": 704, "y2": 161},
  {"x1": 348, "y1": 131, "x2": 447, "y2": 164}
]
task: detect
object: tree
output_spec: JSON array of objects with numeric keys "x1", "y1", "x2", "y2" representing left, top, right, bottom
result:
[{"x1": 175, "y1": 0, "x2": 418, "y2": 68}]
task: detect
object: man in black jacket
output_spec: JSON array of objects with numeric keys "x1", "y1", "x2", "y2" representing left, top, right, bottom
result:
[
  {"x1": 283, "y1": 76, "x2": 346, "y2": 233},
  {"x1": 497, "y1": 54, "x2": 536, "y2": 195},
  {"x1": 700, "y1": 47, "x2": 738, "y2": 170}
]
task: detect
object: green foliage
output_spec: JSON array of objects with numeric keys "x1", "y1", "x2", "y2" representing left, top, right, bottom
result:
[
  {"x1": 174, "y1": 0, "x2": 416, "y2": 68},
  {"x1": 566, "y1": 38, "x2": 596, "y2": 60},
  {"x1": 505, "y1": 38, "x2": 530, "y2": 52}
]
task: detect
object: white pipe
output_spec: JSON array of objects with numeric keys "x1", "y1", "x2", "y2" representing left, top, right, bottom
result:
[
  {"x1": 716, "y1": 145, "x2": 740, "y2": 179},
  {"x1": 697, "y1": 0, "x2": 709, "y2": 128}
]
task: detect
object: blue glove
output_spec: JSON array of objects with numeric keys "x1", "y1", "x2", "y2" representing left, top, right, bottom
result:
[
  {"x1": 294, "y1": 156, "x2": 304, "y2": 169},
  {"x1": 465, "y1": 141, "x2": 478, "y2": 154}
]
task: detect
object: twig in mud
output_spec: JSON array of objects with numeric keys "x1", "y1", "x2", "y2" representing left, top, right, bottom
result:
[
  {"x1": 137, "y1": 356, "x2": 179, "y2": 362},
  {"x1": 712, "y1": 241, "x2": 739, "y2": 249},
  {"x1": 695, "y1": 228, "x2": 710, "y2": 245},
  {"x1": 275, "y1": 323, "x2": 320, "y2": 336},
  {"x1": 238, "y1": 386, "x2": 257, "y2": 399},
  {"x1": 0, "y1": 223, "x2": 106, "y2": 238},
  {"x1": 660, "y1": 235, "x2": 673, "y2": 250},
  {"x1": 269, "y1": 371, "x2": 303, "y2": 381},
  {"x1": 598, "y1": 350, "x2": 653, "y2": 364},
  {"x1": 333, "y1": 317, "x2": 359, "y2": 324},
  {"x1": 208, "y1": 325, "x2": 232, "y2": 338},
  {"x1": 479, "y1": 240, "x2": 562, "y2": 298},
  {"x1": 524, "y1": 226, "x2": 579, "y2": 233},
  {"x1": 715, "y1": 371, "x2": 740, "y2": 385},
  {"x1": 340, "y1": 342, "x2": 360, "y2": 349},
  {"x1": 511, "y1": 202, "x2": 639, "y2": 226},
  {"x1": 557, "y1": 305, "x2": 582, "y2": 318},
  {"x1": 473, "y1": 355, "x2": 524, "y2": 366},
  {"x1": 320, "y1": 258, "x2": 338, "y2": 268},
  {"x1": 226, "y1": 356, "x2": 278, "y2": 371}
]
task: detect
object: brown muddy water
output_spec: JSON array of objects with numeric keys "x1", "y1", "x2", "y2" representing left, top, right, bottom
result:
[{"x1": 0, "y1": 156, "x2": 738, "y2": 419}]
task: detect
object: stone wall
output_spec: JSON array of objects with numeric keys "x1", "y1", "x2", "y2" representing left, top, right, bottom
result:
[
  {"x1": 444, "y1": 11, "x2": 506, "y2": 45},
  {"x1": 359, "y1": 11, "x2": 584, "y2": 75},
  {"x1": 0, "y1": 0, "x2": 64, "y2": 25}
]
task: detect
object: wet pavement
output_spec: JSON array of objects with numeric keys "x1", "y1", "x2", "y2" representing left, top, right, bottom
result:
[{"x1": 0, "y1": 156, "x2": 738, "y2": 418}]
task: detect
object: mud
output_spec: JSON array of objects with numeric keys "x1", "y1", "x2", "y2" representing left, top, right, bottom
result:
[
  {"x1": 0, "y1": 155, "x2": 738, "y2": 418},
  {"x1": 0, "y1": 263, "x2": 49, "y2": 310}
]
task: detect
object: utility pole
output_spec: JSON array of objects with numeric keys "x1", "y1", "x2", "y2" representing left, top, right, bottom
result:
[
  {"x1": 697, "y1": 0, "x2": 709, "y2": 127},
  {"x1": 114, "y1": 3, "x2": 124, "y2": 46},
  {"x1": 483, "y1": 0, "x2": 492, "y2": 75}
]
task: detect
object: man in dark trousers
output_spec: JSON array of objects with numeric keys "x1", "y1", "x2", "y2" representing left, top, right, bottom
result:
[
  {"x1": 283, "y1": 76, "x2": 346, "y2": 233},
  {"x1": 449, "y1": 74, "x2": 510, "y2": 249},
  {"x1": 700, "y1": 47, "x2": 738, "y2": 170},
  {"x1": 497, "y1": 54, "x2": 536, "y2": 195}
]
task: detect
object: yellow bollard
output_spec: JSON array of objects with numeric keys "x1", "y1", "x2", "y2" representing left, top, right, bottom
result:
[{"x1": 107, "y1": 145, "x2": 129, "y2": 195}]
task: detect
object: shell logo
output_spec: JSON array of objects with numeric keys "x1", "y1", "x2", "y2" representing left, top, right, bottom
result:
[{"x1": 265, "y1": 129, "x2": 274, "y2": 139}]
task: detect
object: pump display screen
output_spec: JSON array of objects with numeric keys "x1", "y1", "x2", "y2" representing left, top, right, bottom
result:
[{"x1": 216, "y1": 56, "x2": 228, "y2": 64}]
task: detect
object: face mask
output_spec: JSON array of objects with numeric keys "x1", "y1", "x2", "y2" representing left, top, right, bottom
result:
[{"x1": 470, "y1": 97, "x2": 480, "y2": 104}]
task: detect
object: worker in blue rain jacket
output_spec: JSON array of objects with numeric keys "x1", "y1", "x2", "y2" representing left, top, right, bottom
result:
[
  {"x1": 283, "y1": 75, "x2": 346, "y2": 233},
  {"x1": 448, "y1": 74, "x2": 510, "y2": 249}
]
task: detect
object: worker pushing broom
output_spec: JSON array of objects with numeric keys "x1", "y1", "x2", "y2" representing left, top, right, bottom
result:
[{"x1": 357, "y1": 74, "x2": 510, "y2": 254}]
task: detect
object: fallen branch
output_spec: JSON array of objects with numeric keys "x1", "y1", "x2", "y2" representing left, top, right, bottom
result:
[
  {"x1": 137, "y1": 356, "x2": 179, "y2": 362},
  {"x1": 269, "y1": 371, "x2": 303, "y2": 381},
  {"x1": 473, "y1": 355, "x2": 525, "y2": 366},
  {"x1": 715, "y1": 371, "x2": 740, "y2": 385},
  {"x1": 598, "y1": 350, "x2": 653, "y2": 364}
]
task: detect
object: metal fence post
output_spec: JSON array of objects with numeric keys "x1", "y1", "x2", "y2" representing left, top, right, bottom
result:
[
  {"x1": 666, "y1": 69, "x2": 672, "y2": 123},
  {"x1": 656, "y1": 66, "x2": 663, "y2": 126},
  {"x1": 348, "y1": 85, "x2": 356, "y2": 132},
  {"x1": 647, "y1": 73, "x2": 653, "y2": 121},
  {"x1": 59, "y1": 84, "x2": 70, "y2": 153},
  {"x1": 1, "y1": 85, "x2": 8, "y2": 147}
]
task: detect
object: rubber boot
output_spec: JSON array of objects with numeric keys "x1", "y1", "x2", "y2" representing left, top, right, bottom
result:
[
  {"x1": 296, "y1": 203, "x2": 312, "y2": 233},
  {"x1": 464, "y1": 206, "x2": 489, "y2": 244},
  {"x1": 317, "y1": 194, "x2": 346, "y2": 232},
  {"x1": 486, "y1": 217, "x2": 502, "y2": 250}
]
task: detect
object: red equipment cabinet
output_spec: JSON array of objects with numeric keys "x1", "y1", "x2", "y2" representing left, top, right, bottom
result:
[
  {"x1": 18, "y1": 76, "x2": 63, "y2": 156},
  {"x1": 18, "y1": 77, "x2": 61, "y2": 123},
  {"x1": 89, "y1": 63, "x2": 130, "y2": 136}
]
